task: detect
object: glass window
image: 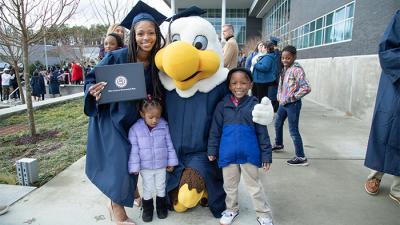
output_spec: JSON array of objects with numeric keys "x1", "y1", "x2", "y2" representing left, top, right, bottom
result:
[
  {"x1": 344, "y1": 19, "x2": 353, "y2": 39},
  {"x1": 346, "y1": 3, "x2": 354, "y2": 18},
  {"x1": 315, "y1": 30, "x2": 322, "y2": 45},
  {"x1": 316, "y1": 17, "x2": 323, "y2": 29},
  {"x1": 310, "y1": 21, "x2": 316, "y2": 32},
  {"x1": 333, "y1": 21, "x2": 345, "y2": 42},
  {"x1": 326, "y1": 13, "x2": 334, "y2": 26},
  {"x1": 309, "y1": 32, "x2": 315, "y2": 47},
  {"x1": 324, "y1": 26, "x2": 333, "y2": 44},
  {"x1": 334, "y1": 7, "x2": 345, "y2": 23},
  {"x1": 304, "y1": 23, "x2": 310, "y2": 34},
  {"x1": 303, "y1": 34, "x2": 309, "y2": 48}
]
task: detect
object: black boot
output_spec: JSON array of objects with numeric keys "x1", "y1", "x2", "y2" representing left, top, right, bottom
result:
[
  {"x1": 156, "y1": 196, "x2": 168, "y2": 219},
  {"x1": 142, "y1": 198, "x2": 154, "y2": 222}
]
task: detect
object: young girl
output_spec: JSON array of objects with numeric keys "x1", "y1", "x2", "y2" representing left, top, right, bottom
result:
[
  {"x1": 208, "y1": 68, "x2": 274, "y2": 225},
  {"x1": 272, "y1": 45, "x2": 311, "y2": 166},
  {"x1": 128, "y1": 96, "x2": 178, "y2": 222},
  {"x1": 104, "y1": 33, "x2": 124, "y2": 54}
]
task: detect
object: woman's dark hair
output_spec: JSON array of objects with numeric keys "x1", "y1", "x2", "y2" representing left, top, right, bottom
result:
[
  {"x1": 127, "y1": 20, "x2": 166, "y2": 100},
  {"x1": 282, "y1": 45, "x2": 297, "y2": 56},
  {"x1": 107, "y1": 33, "x2": 124, "y2": 48},
  {"x1": 263, "y1": 41, "x2": 275, "y2": 53},
  {"x1": 226, "y1": 67, "x2": 253, "y2": 87},
  {"x1": 253, "y1": 41, "x2": 262, "y2": 53},
  {"x1": 139, "y1": 95, "x2": 163, "y2": 113}
]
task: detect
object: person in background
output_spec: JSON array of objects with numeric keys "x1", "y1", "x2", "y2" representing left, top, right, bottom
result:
[
  {"x1": 84, "y1": 2, "x2": 166, "y2": 224},
  {"x1": 71, "y1": 62, "x2": 83, "y2": 85},
  {"x1": 269, "y1": 36, "x2": 282, "y2": 113},
  {"x1": 1, "y1": 68, "x2": 12, "y2": 103},
  {"x1": 222, "y1": 24, "x2": 239, "y2": 70},
  {"x1": 99, "y1": 24, "x2": 126, "y2": 60},
  {"x1": 273, "y1": 45, "x2": 311, "y2": 166},
  {"x1": 208, "y1": 68, "x2": 274, "y2": 225},
  {"x1": 0, "y1": 71, "x2": 2, "y2": 101},
  {"x1": 30, "y1": 70, "x2": 46, "y2": 101},
  {"x1": 48, "y1": 66, "x2": 61, "y2": 98},
  {"x1": 252, "y1": 41, "x2": 277, "y2": 105},
  {"x1": 364, "y1": 10, "x2": 400, "y2": 205},
  {"x1": 245, "y1": 42, "x2": 263, "y2": 71},
  {"x1": 104, "y1": 33, "x2": 124, "y2": 54}
]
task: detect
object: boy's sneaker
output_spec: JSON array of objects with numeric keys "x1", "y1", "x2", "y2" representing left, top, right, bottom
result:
[
  {"x1": 287, "y1": 157, "x2": 309, "y2": 166},
  {"x1": 257, "y1": 217, "x2": 274, "y2": 225},
  {"x1": 271, "y1": 145, "x2": 284, "y2": 152},
  {"x1": 220, "y1": 210, "x2": 239, "y2": 225}
]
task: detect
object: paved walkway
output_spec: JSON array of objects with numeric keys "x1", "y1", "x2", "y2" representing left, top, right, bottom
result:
[
  {"x1": 1, "y1": 99, "x2": 399, "y2": 225},
  {"x1": 0, "y1": 92, "x2": 83, "y2": 119}
]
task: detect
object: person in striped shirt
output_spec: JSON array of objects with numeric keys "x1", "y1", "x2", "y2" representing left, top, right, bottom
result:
[{"x1": 272, "y1": 45, "x2": 311, "y2": 166}]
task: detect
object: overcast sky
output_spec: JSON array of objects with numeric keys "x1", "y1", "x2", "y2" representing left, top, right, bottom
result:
[{"x1": 67, "y1": 0, "x2": 172, "y2": 27}]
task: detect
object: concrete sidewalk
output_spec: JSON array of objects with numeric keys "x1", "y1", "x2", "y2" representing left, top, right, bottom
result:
[{"x1": 1, "y1": 100, "x2": 399, "y2": 225}]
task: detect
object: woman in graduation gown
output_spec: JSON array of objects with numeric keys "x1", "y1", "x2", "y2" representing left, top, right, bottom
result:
[{"x1": 83, "y1": 2, "x2": 166, "y2": 224}]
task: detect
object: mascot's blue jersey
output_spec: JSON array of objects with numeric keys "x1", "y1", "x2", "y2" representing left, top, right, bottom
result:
[
  {"x1": 164, "y1": 83, "x2": 228, "y2": 157},
  {"x1": 164, "y1": 82, "x2": 228, "y2": 217}
]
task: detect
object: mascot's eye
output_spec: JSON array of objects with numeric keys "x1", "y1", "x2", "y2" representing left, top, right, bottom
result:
[
  {"x1": 193, "y1": 35, "x2": 208, "y2": 50},
  {"x1": 171, "y1": 34, "x2": 181, "y2": 42}
]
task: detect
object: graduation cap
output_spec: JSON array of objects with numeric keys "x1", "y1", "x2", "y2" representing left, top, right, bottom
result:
[
  {"x1": 270, "y1": 36, "x2": 280, "y2": 45},
  {"x1": 166, "y1": 6, "x2": 206, "y2": 22},
  {"x1": 120, "y1": 1, "x2": 167, "y2": 29}
]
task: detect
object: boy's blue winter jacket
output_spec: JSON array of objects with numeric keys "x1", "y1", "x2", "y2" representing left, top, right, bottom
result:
[{"x1": 208, "y1": 95, "x2": 272, "y2": 168}]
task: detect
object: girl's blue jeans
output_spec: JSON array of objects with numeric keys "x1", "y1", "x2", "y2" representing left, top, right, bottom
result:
[{"x1": 274, "y1": 100, "x2": 305, "y2": 157}]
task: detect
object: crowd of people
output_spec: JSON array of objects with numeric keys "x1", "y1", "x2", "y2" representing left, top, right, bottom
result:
[{"x1": 1, "y1": 3, "x2": 398, "y2": 225}]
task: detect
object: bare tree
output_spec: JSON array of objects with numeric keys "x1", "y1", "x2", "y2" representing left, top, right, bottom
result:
[
  {"x1": 89, "y1": 0, "x2": 136, "y2": 26},
  {"x1": 0, "y1": 22, "x2": 26, "y2": 104},
  {"x1": 0, "y1": 0, "x2": 79, "y2": 136}
]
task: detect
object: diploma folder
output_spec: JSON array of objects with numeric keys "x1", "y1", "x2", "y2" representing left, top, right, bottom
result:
[{"x1": 95, "y1": 63, "x2": 147, "y2": 104}]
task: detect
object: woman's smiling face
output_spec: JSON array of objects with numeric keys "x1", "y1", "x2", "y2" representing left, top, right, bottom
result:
[{"x1": 135, "y1": 20, "x2": 156, "y2": 53}]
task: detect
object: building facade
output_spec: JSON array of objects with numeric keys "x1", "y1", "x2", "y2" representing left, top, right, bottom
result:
[{"x1": 165, "y1": 0, "x2": 400, "y2": 120}]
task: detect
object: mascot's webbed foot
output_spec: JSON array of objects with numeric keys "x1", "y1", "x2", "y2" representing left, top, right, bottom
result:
[{"x1": 171, "y1": 168, "x2": 208, "y2": 212}]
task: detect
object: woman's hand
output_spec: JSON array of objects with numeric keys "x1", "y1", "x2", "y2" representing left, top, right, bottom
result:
[
  {"x1": 208, "y1": 155, "x2": 216, "y2": 161},
  {"x1": 262, "y1": 162, "x2": 271, "y2": 172},
  {"x1": 166, "y1": 166, "x2": 174, "y2": 172},
  {"x1": 88, "y1": 82, "x2": 107, "y2": 101}
]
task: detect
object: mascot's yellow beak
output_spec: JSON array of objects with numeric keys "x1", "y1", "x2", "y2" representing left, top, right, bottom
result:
[
  {"x1": 155, "y1": 41, "x2": 220, "y2": 90},
  {"x1": 177, "y1": 183, "x2": 205, "y2": 208}
]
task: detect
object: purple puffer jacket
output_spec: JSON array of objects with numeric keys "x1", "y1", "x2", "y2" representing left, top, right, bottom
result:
[{"x1": 128, "y1": 118, "x2": 178, "y2": 173}]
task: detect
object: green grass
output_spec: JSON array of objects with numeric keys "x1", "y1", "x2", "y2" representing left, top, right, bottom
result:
[{"x1": 0, "y1": 99, "x2": 88, "y2": 186}]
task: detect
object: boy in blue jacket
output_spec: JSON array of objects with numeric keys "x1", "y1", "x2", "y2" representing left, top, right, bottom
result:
[{"x1": 208, "y1": 68, "x2": 274, "y2": 225}]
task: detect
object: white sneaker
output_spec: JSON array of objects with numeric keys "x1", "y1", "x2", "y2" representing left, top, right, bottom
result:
[
  {"x1": 257, "y1": 217, "x2": 274, "y2": 225},
  {"x1": 220, "y1": 210, "x2": 239, "y2": 225}
]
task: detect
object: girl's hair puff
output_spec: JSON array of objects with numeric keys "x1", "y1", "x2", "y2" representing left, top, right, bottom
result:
[
  {"x1": 282, "y1": 45, "x2": 297, "y2": 56},
  {"x1": 139, "y1": 95, "x2": 163, "y2": 113}
]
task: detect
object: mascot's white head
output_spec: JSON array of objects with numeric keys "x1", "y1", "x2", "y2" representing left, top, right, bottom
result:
[{"x1": 155, "y1": 7, "x2": 228, "y2": 98}]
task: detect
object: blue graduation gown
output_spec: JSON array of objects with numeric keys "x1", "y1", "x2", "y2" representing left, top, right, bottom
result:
[
  {"x1": 49, "y1": 71, "x2": 60, "y2": 94},
  {"x1": 364, "y1": 10, "x2": 400, "y2": 176},
  {"x1": 84, "y1": 48, "x2": 152, "y2": 207},
  {"x1": 165, "y1": 83, "x2": 228, "y2": 217},
  {"x1": 30, "y1": 74, "x2": 46, "y2": 96}
]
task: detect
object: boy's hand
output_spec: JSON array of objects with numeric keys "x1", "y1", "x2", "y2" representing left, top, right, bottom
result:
[
  {"x1": 166, "y1": 166, "x2": 174, "y2": 172},
  {"x1": 262, "y1": 162, "x2": 271, "y2": 172},
  {"x1": 208, "y1": 155, "x2": 216, "y2": 161}
]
